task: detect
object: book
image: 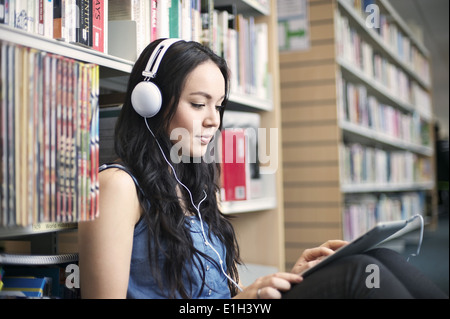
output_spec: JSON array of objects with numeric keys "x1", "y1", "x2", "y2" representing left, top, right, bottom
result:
[
  {"x1": 108, "y1": 0, "x2": 149, "y2": 58},
  {"x1": 91, "y1": 0, "x2": 106, "y2": 53},
  {"x1": 157, "y1": 0, "x2": 170, "y2": 39},
  {"x1": 44, "y1": 0, "x2": 53, "y2": 38},
  {"x1": 169, "y1": 0, "x2": 181, "y2": 38},
  {"x1": 220, "y1": 128, "x2": 247, "y2": 202},
  {"x1": 2, "y1": 276, "x2": 50, "y2": 297},
  {"x1": 150, "y1": 0, "x2": 157, "y2": 41},
  {"x1": 2, "y1": 261, "x2": 81, "y2": 298},
  {"x1": 201, "y1": 0, "x2": 214, "y2": 50},
  {"x1": 53, "y1": 0, "x2": 65, "y2": 40},
  {"x1": 76, "y1": 0, "x2": 92, "y2": 47},
  {"x1": 98, "y1": 105, "x2": 121, "y2": 165}
]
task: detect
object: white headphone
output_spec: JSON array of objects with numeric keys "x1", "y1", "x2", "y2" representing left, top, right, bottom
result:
[{"x1": 131, "y1": 38, "x2": 183, "y2": 118}]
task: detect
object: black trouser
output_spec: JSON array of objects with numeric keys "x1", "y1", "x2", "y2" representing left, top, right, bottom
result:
[{"x1": 282, "y1": 248, "x2": 448, "y2": 299}]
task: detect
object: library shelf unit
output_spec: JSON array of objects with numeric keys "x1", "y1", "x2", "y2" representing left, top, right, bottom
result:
[
  {"x1": 1, "y1": 0, "x2": 286, "y2": 275},
  {"x1": 279, "y1": 0, "x2": 437, "y2": 270},
  {"x1": 211, "y1": 0, "x2": 285, "y2": 272}
]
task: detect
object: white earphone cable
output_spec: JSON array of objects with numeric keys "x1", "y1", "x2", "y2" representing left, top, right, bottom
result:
[
  {"x1": 145, "y1": 118, "x2": 242, "y2": 292},
  {"x1": 406, "y1": 214, "x2": 424, "y2": 262}
]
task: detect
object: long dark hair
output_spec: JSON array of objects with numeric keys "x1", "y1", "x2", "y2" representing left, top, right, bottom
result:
[{"x1": 114, "y1": 39, "x2": 241, "y2": 298}]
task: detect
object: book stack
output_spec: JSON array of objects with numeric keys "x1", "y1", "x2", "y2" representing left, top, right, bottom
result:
[
  {"x1": 0, "y1": 42, "x2": 100, "y2": 227},
  {"x1": 338, "y1": 76, "x2": 432, "y2": 147},
  {"x1": 0, "y1": 1, "x2": 271, "y2": 101},
  {"x1": 107, "y1": 0, "x2": 269, "y2": 99},
  {"x1": 343, "y1": 191, "x2": 425, "y2": 241},
  {"x1": 335, "y1": 9, "x2": 431, "y2": 108},
  {"x1": 340, "y1": 143, "x2": 433, "y2": 187},
  {"x1": 0, "y1": 0, "x2": 108, "y2": 53},
  {"x1": 340, "y1": 0, "x2": 430, "y2": 84}
]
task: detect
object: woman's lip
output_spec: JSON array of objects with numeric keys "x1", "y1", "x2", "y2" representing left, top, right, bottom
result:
[{"x1": 198, "y1": 135, "x2": 213, "y2": 144}]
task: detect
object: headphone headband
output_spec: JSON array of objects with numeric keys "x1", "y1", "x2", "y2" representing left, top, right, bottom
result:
[{"x1": 142, "y1": 38, "x2": 182, "y2": 79}]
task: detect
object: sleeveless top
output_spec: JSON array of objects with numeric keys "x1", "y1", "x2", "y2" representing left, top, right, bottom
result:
[{"x1": 99, "y1": 164, "x2": 231, "y2": 299}]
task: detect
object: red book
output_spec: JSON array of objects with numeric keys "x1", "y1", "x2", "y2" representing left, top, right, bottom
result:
[
  {"x1": 38, "y1": 0, "x2": 45, "y2": 35},
  {"x1": 92, "y1": 0, "x2": 105, "y2": 52},
  {"x1": 220, "y1": 129, "x2": 247, "y2": 201},
  {"x1": 150, "y1": 0, "x2": 157, "y2": 41}
]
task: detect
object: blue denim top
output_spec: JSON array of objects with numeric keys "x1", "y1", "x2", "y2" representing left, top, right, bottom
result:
[{"x1": 99, "y1": 164, "x2": 231, "y2": 299}]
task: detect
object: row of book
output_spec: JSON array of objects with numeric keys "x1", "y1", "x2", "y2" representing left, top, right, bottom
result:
[
  {"x1": 0, "y1": 1, "x2": 271, "y2": 101},
  {"x1": 338, "y1": 75, "x2": 432, "y2": 147},
  {"x1": 340, "y1": 143, "x2": 433, "y2": 186},
  {"x1": 108, "y1": 0, "x2": 270, "y2": 99},
  {"x1": 336, "y1": 10, "x2": 432, "y2": 115},
  {"x1": 341, "y1": 0, "x2": 430, "y2": 84},
  {"x1": 0, "y1": 41, "x2": 100, "y2": 228},
  {"x1": 343, "y1": 191, "x2": 426, "y2": 241},
  {"x1": 0, "y1": 0, "x2": 108, "y2": 53}
]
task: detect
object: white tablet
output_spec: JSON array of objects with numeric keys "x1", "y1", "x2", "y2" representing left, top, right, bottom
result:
[{"x1": 300, "y1": 220, "x2": 408, "y2": 277}]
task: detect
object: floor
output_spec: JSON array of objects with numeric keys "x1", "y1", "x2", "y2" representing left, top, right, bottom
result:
[
  {"x1": 392, "y1": 202, "x2": 449, "y2": 296},
  {"x1": 399, "y1": 211, "x2": 449, "y2": 297}
]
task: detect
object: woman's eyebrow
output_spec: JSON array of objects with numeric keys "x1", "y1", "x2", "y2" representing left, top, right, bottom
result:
[{"x1": 190, "y1": 91, "x2": 225, "y2": 101}]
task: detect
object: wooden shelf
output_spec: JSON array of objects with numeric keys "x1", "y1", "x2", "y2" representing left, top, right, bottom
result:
[
  {"x1": 341, "y1": 181, "x2": 435, "y2": 194},
  {"x1": 0, "y1": 223, "x2": 77, "y2": 239},
  {"x1": 337, "y1": 0, "x2": 430, "y2": 89},
  {"x1": 222, "y1": 196, "x2": 277, "y2": 214},
  {"x1": 228, "y1": 92, "x2": 273, "y2": 111},
  {"x1": 340, "y1": 120, "x2": 433, "y2": 156},
  {"x1": 337, "y1": 57, "x2": 431, "y2": 120},
  {"x1": 221, "y1": 169, "x2": 277, "y2": 214},
  {"x1": 0, "y1": 24, "x2": 133, "y2": 73},
  {"x1": 215, "y1": 0, "x2": 270, "y2": 16},
  {"x1": 280, "y1": 0, "x2": 436, "y2": 269}
]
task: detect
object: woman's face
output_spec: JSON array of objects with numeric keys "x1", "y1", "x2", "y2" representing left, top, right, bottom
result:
[{"x1": 167, "y1": 60, "x2": 225, "y2": 158}]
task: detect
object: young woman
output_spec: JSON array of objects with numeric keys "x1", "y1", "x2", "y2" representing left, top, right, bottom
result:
[{"x1": 78, "y1": 39, "x2": 447, "y2": 299}]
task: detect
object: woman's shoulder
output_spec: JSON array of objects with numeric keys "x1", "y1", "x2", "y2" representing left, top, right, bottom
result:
[
  {"x1": 99, "y1": 165, "x2": 142, "y2": 224},
  {"x1": 100, "y1": 166, "x2": 136, "y2": 191}
]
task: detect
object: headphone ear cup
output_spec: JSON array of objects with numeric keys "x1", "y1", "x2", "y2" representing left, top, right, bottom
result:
[{"x1": 131, "y1": 81, "x2": 163, "y2": 118}]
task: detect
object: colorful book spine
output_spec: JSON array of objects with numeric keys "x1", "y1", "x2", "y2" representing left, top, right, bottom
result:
[
  {"x1": 91, "y1": 0, "x2": 103, "y2": 52},
  {"x1": 76, "y1": 0, "x2": 92, "y2": 47},
  {"x1": 2, "y1": 276, "x2": 49, "y2": 297},
  {"x1": 220, "y1": 129, "x2": 247, "y2": 202},
  {"x1": 0, "y1": 42, "x2": 99, "y2": 227}
]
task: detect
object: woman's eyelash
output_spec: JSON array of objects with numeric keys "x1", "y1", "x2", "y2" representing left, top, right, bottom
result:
[{"x1": 191, "y1": 103, "x2": 224, "y2": 110}]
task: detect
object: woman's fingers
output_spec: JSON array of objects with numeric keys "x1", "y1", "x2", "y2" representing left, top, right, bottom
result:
[
  {"x1": 252, "y1": 272, "x2": 303, "y2": 299},
  {"x1": 290, "y1": 240, "x2": 349, "y2": 274},
  {"x1": 320, "y1": 239, "x2": 348, "y2": 250}
]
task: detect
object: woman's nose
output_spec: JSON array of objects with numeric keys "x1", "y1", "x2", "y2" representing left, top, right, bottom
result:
[{"x1": 204, "y1": 105, "x2": 221, "y2": 128}]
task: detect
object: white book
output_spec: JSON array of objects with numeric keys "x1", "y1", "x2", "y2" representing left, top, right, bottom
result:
[
  {"x1": 44, "y1": 0, "x2": 53, "y2": 38},
  {"x1": 254, "y1": 22, "x2": 268, "y2": 99},
  {"x1": 157, "y1": 0, "x2": 170, "y2": 39}
]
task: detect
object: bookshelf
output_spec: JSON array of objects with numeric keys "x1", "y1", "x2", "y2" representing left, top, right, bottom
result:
[
  {"x1": 279, "y1": 0, "x2": 437, "y2": 270},
  {"x1": 0, "y1": 0, "x2": 285, "y2": 294}
]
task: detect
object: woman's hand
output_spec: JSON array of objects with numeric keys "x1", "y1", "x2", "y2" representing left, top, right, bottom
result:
[
  {"x1": 233, "y1": 272, "x2": 303, "y2": 299},
  {"x1": 291, "y1": 240, "x2": 348, "y2": 275}
]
